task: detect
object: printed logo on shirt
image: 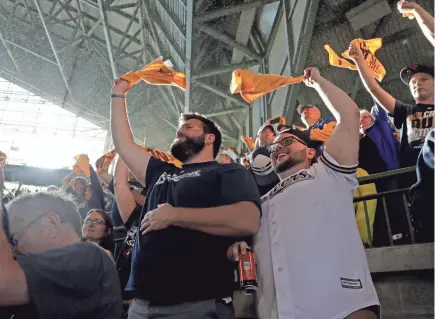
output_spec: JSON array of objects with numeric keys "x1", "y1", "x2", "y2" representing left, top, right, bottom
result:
[
  {"x1": 261, "y1": 170, "x2": 314, "y2": 203},
  {"x1": 340, "y1": 277, "x2": 363, "y2": 289},
  {"x1": 155, "y1": 170, "x2": 201, "y2": 185},
  {"x1": 407, "y1": 109, "x2": 434, "y2": 142}
]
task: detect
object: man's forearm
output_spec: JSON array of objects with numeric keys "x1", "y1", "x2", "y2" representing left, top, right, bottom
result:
[
  {"x1": 171, "y1": 202, "x2": 260, "y2": 237},
  {"x1": 110, "y1": 98, "x2": 136, "y2": 154},
  {"x1": 314, "y1": 78, "x2": 359, "y2": 122},
  {"x1": 354, "y1": 57, "x2": 382, "y2": 96},
  {"x1": 414, "y1": 5, "x2": 435, "y2": 46}
]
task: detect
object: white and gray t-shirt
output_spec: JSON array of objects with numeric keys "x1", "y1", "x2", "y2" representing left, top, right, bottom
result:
[{"x1": 254, "y1": 152, "x2": 379, "y2": 319}]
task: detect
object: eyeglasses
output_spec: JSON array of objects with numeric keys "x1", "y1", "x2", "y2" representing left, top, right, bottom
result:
[
  {"x1": 10, "y1": 213, "x2": 47, "y2": 253},
  {"x1": 267, "y1": 136, "x2": 307, "y2": 153},
  {"x1": 84, "y1": 218, "x2": 106, "y2": 226}
]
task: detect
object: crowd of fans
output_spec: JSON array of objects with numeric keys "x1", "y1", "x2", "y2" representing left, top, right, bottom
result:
[{"x1": 0, "y1": 1, "x2": 434, "y2": 319}]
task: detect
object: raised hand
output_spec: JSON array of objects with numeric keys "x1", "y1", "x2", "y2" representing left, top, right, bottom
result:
[
  {"x1": 303, "y1": 67, "x2": 323, "y2": 88},
  {"x1": 112, "y1": 78, "x2": 132, "y2": 95},
  {"x1": 348, "y1": 41, "x2": 364, "y2": 62}
]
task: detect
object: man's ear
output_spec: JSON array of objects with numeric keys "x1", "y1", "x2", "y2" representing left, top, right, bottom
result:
[
  {"x1": 307, "y1": 148, "x2": 316, "y2": 161},
  {"x1": 206, "y1": 133, "x2": 215, "y2": 144}
]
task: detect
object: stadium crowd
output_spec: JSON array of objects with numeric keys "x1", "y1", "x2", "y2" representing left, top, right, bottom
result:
[{"x1": 0, "y1": 1, "x2": 434, "y2": 319}]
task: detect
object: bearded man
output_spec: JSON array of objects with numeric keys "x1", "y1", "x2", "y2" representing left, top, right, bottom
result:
[{"x1": 110, "y1": 78, "x2": 261, "y2": 319}]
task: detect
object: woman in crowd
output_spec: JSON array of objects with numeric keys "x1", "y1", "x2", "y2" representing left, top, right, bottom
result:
[
  {"x1": 359, "y1": 99, "x2": 410, "y2": 246},
  {"x1": 82, "y1": 209, "x2": 115, "y2": 258}
]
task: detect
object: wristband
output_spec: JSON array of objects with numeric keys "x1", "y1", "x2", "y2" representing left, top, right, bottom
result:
[{"x1": 111, "y1": 93, "x2": 125, "y2": 99}]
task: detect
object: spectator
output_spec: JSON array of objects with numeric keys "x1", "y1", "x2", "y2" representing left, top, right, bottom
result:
[
  {"x1": 349, "y1": 39, "x2": 434, "y2": 174},
  {"x1": 359, "y1": 100, "x2": 411, "y2": 246},
  {"x1": 63, "y1": 173, "x2": 87, "y2": 205},
  {"x1": 0, "y1": 190, "x2": 121, "y2": 319},
  {"x1": 217, "y1": 149, "x2": 238, "y2": 164},
  {"x1": 111, "y1": 76, "x2": 261, "y2": 318},
  {"x1": 410, "y1": 129, "x2": 434, "y2": 243},
  {"x1": 249, "y1": 121, "x2": 280, "y2": 196},
  {"x1": 79, "y1": 166, "x2": 106, "y2": 219},
  {"x1": 294, "y1": 104, "x2": 337, "y2": 157},
  {"x1": 229, "y1": 67, "x2": 379, "y2": 319},
  {"x1": 82, "y1": 209, "x2": 115, "y2": 258},
  {"x1": 113, "y1": 158, "x2": 147, "y2": 317},
  {"x1": 359, "y1": 99, "x2": 400, "y2": 172}
]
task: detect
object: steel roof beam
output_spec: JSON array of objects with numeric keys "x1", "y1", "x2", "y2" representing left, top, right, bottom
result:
[
  {"x1": 0, "y1": 29, "x2": 22, "y2": 73},
  {"x1": 33, "y1": 0, "x2": 75, "y2": 100},
  {"x1": 184, "y1": 0, "x2": 193, "y2": 113},
  {"x1": 194, "y1": 81, "x2": 250, "y2": 108},
  {"x1": 97, "y1": 0, "x2": 117, "y2": 78},
  {"x1": 157, "y1": 0, "x2": 186, "y2": 39},
  {"x1": 138, "y1": 0, "x2": 180, "y2": 116},
  {"x1": 196, "y1": 24, "x2": 262, "y2": 60},
  {"x1": 194, "y1": 0, "x2": 278, "y2": 24},
  {"x1": 192, "y1": 59, "x2": 260, "y2": 80},
  {"x1": 114, "y1": 4, "x2": 139, "y2": 59},
  {"x1": 204, "y1": 107, "x2": 246, "y2": 117}
]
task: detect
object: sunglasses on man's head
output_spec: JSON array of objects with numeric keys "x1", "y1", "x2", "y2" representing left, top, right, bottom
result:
[{"x1": 267, "y1": 136, "x2": 307, "y2": 153}]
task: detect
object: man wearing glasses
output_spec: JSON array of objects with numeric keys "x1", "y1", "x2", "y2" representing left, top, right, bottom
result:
[
  {"x1": 0, "y1": 187, "x2": 122, "y2": 319},
  {"x1": 229, "y1": 67, "x2": 379, "y2": 319}
]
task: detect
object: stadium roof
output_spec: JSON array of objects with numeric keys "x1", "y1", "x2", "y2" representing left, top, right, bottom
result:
[{"x1": 0, "y1": 0, "x2": 433, "y2": 151}]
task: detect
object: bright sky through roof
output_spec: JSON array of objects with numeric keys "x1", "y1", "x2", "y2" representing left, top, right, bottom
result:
[{"x1": 0, "y1": 77, "x2": 107, "y2": 169}]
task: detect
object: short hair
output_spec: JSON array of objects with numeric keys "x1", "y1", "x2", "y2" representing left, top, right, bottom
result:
[
  {"x1": 84, "y1": 209, "x2": 115, "y2": 254},
  {"x1": 72, "y1": 176, "x2": 88, "y2": 188},
  {"x1": 180, "y1": 113, "x2": 222, "y2": 158},
  {"x1": 360, "y1": 109, "x2": 375, "y2": 122},
  {"x1": 7, "y1": 192, "x2": 82, "y2": 235}
]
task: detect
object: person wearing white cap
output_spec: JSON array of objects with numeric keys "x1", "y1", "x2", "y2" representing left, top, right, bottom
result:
[{"x1": 217, "y1": 149, "x2": 238, "y2": 164}]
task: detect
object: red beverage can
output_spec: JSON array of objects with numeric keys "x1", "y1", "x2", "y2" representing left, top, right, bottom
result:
[{"x1": 238, "y1": 248, "x2": 258, "y2": 294}]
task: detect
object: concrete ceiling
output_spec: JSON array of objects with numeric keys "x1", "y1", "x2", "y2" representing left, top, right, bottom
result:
[{"x1": 0, "y1": 0, "x2": 433, "y2": 150}]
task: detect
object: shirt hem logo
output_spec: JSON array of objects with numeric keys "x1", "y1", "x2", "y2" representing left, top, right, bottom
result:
[{"x1": 340, "y1": 277, "x2": 363, "y2": 289}]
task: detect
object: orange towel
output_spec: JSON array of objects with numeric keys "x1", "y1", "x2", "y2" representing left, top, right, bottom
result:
[
  {"x1": 142, "y1": 146, "x2": 182, "y2": 168},
  {"x1": 241, "y1": 136, "x2": 255, "y2": 152},
  {"x1": 403, "y1": 12, "x2": 414, "y2": 19},
  {"x1": 73, "y1": 154, "x2": 91, "y2": 177},
  {"x1": 120, "y1": 58, "x2": 187, "y2": 91},
  {"x1": 230, "y1": 69, "x2": 304, "y2": 103},
  {"x1": 96, "y1": 150, "x2": 117, "y2": 174},
  {"x1": 325, "y1": 38, "x2": 386, "y2": 82}
]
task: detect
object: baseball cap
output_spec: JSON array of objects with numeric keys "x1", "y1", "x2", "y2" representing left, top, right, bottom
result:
[
  {"x1": 296, "y1": 104, "x2": 317, "y2": 115},
  {"x1": 220, "y1": 149, "x2": 238, "y2": 162},
  {"x1": 400, "y1": 64, "x2": 434, "y2": 85},
  {"x1": 278, "y1": 128, "x2": 316, "y2": 149},
  {"x1": 257, "y1": 124, "x2": 276, "y2": 136}
]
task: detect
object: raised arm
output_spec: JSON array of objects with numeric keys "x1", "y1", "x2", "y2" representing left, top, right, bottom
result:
[
  {"x1": 0, "y1": 167, "x2": 29, "y2": 305},
  {"x1": 398, "y1": 1, "x2": 434, "y2": 46},
  {"x1": 348, "y1": 42, "x2": 397, "y2": 115},
  {"x1": 111, "y1": 79, "x2": 151, "y2": 185},
  {"x1": 303, "y1": 67, "x2": 360, "y2": 166},
  {"x1": 113, "y1": 158, "x2": 137, "y2": 224}
]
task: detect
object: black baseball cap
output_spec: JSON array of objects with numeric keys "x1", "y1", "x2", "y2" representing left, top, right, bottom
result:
[
  {"x1": 400, "y1": 64, "x2": 434, "y2": 85},
  {"x1": 278, "y1": 128, "x2": 316, "y2": 149}
]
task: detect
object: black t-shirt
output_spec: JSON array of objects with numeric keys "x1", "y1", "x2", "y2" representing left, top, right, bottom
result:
[
  {"x1": 128, "y1": 158, "x2": 261, "y2": 305},
  {"x1": 116, "y1": 205, "x2": 141, "y2": 300},
  {"x1": 1, "y1": 242, "x2": 122, "y2": 319},
  {"x1": 394, "y1": 100, "x2": 434, "y2": 167}
]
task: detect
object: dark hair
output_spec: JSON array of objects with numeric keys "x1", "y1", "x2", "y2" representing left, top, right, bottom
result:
[
  {"x1": 7, "y1": 192, "x2": 82, "y2": 235},
  {"x1": 84, "y1": 209, "x2": 115, "y2": 254},
  {"x1": 180, "y1": 113, "x2": 222, "y2": 158}
]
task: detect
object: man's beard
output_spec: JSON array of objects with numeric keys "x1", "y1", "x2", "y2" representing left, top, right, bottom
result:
[
  {"x1": 273, "y1": 150, "x2": 306, "y2": 173},
  {"x1": 170, "y1": 134, "x2": 206, "y2": 162}
]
